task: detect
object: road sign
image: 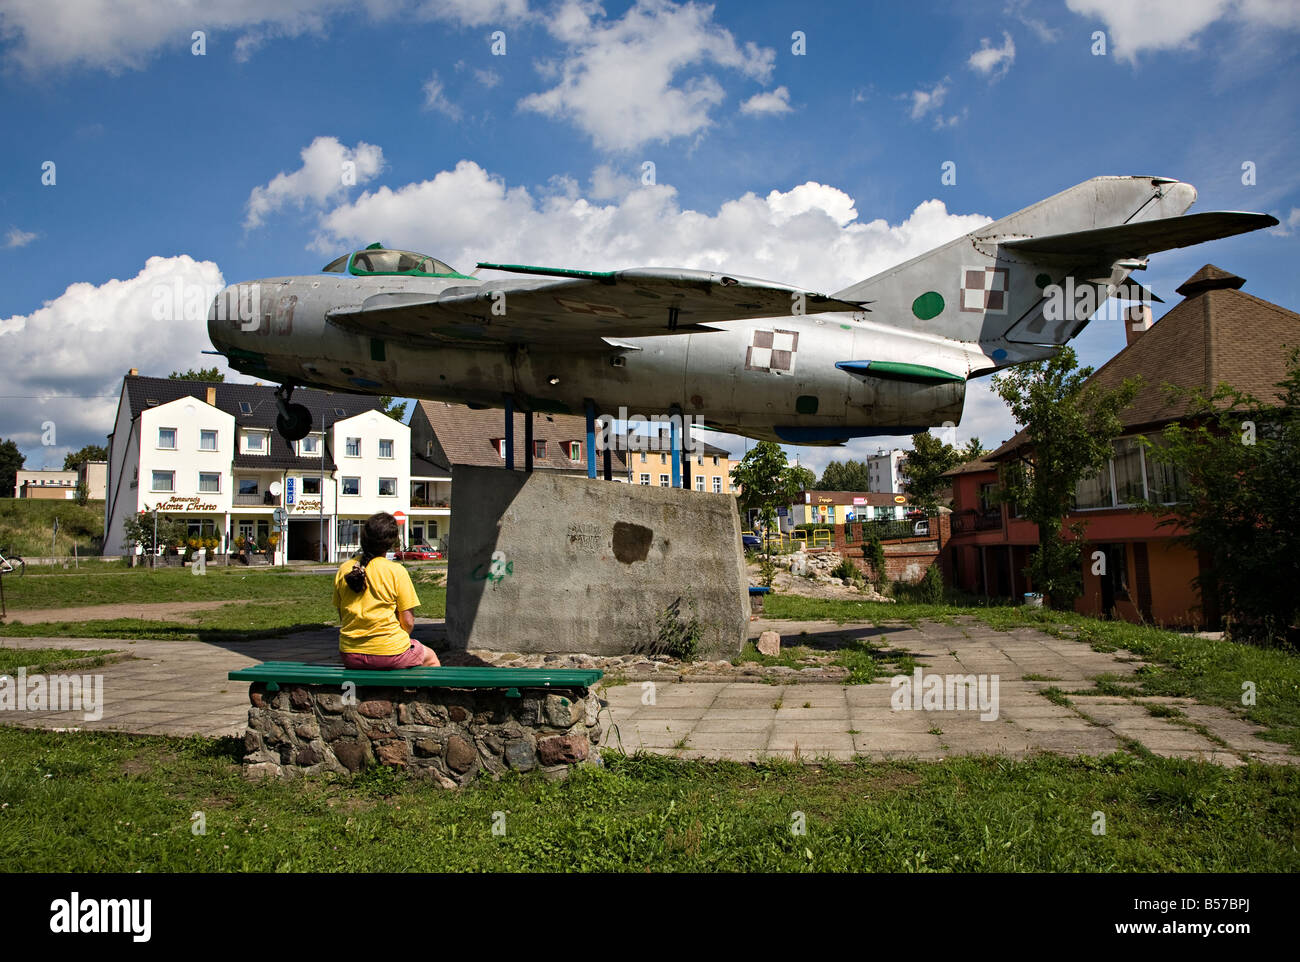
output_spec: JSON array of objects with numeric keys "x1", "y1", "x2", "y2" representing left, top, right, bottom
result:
[
  {"x1": 392, "y1": 510, "x2": 406, "y2": 525},
  {"x1": 286, "y1": 477, "x2": 295, "y2": 505},
  {"x1": 273, "y1": 508, "x2": 287, "y2": 525}
]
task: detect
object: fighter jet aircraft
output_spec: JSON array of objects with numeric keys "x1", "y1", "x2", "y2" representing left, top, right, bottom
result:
[{"x1": 206, "y1": 175, "x2": 1276, "y2": 445}]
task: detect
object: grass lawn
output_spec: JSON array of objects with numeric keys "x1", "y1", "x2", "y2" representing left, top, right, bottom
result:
[
  {"x1": 0, "y1": 647, "x2": 121, "y2": 674},
  {"x1": 0, "y1": 567, "x2": 447, "y2": 641},
  {"x1": 765, "y1": 593, "x2": 1300, "y2": 753},
  {"x1": 0, "y1": 727, "x2": 1295, "y2": 872},
  {"x1": 0, "y1": 499, "x2": 105, "y2": 557}
]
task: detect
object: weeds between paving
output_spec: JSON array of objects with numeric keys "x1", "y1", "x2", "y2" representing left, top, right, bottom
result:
[
  {"x1": 0, "y1": 727, "x2": 1296, "y2": 872},
  {"x1": 765, "y1": 595, "x2": 1300, "y2": 753}
]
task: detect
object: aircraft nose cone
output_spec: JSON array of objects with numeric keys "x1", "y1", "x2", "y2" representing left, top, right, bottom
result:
[{"x1": 207, "y1": 281, "x2": 261, "y2": 352}]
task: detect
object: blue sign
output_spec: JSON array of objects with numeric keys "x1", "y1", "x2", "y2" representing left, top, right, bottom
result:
[{"x1": 286, "y1": 478, "x2": 295, "y2": 505}]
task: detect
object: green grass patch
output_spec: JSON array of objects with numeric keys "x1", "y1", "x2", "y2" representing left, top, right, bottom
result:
[
  {"x1": 0, "y1": 499, "x2": 105, "y2": 557},
  {"x1": 0, "y1": 727, "x2": 1297, "y2": 871},
  {"x1": 0, "y1": 647, "x2": 120, "y2": 674}
]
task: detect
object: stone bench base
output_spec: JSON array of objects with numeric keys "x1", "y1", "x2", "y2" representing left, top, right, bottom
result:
[{"x1": 242, "y1": 682, "x2": 605, "y2": 787}]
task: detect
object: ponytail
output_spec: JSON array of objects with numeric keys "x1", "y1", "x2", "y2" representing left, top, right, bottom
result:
[{"x1": 342, "y1": 512, "x2": 400, "y2": 594}]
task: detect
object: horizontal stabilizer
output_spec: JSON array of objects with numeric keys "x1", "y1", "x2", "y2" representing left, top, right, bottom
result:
[{"x1": 999, "y1": 211, "x2": 1277, "y2": 258}]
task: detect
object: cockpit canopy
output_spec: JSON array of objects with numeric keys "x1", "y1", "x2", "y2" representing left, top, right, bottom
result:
[{"x1": 322, "y1": 244, "x2": 467, "y2": 278}]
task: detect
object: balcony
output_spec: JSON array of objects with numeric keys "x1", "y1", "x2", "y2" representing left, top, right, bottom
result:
[
  {"x1": 951, "y1": 508, "x2": 1003, "y2": 534},
  {"x1": 234, "y1": 492, "x2": 281, "y2": 507}
]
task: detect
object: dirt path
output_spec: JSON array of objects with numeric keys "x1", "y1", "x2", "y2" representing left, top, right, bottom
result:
[{"x1": 2, "y1": 600, "x2": 249, "y2": 625}]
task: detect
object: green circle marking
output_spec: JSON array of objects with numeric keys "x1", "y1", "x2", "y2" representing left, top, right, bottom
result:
[
  {"x1": 1035, "y1": 273, "x2": 1052, "y2": 289},
  {"x1": 912, "y1": 291, "x2": 944, "y2": 320}
]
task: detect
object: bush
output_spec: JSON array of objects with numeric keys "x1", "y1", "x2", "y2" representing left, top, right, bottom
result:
[
  {"x1": 863, "y1": 533, "x2": 888, "y2": 585},
  {"x1": 831, "y1": 557, "x2": 858, "y2": 582}
]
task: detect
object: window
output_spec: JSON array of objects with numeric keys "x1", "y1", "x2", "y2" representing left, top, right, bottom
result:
[
  {"x1": 379, "y1": 439, "x2": 394, "y2": 459},
  {"x1": 426, "y1": 440, "x2": 433, "y2": 457},
  {"x1": 299, "y1": 434, "x2": 320, "y2": 456},
  {"x1": 157, "y1": 427, "x2": 176, "y2": 449},
  {"x1": 242, "y1": 431, "x2": 267, "y2": 453},
  {"x1": 341, "y1": 477, "x2": 360, "y2": 496},
  {"x1": 200, "y1": 429, "x2": 218, "y2": 451},
  {"x1": 151, "y1": 470, "x2": 174, "y2": 492},
  {"x1": 639, "y1": 474, "x2": 651, "y2": 485},
  {"x1": 697, "y1": 455, "x2": 704, "y2": 465},
  {"x1": 239, "y1": 401, "x2": 252, "y2": 415},
  {"x1": 198, "y1": 472, "x2": 220, "y2": 493},
  {"x1": 713, "y1": 455, "x2": 720, "y2": 466},
  {"x1": 640, "y1": 452, "x2": 647, "y2": 463},
  {"x1": 301, "y1": 476, "x2": 321, "y2": 495},
  {"x1": 1074, "y1": 463, "x2": 1113, "y2": 510},
  {"x1": 660, "y1": 453, "x2": 667, "y2": 464},
  {"x1": 493, "y1": 438, "x2": 506, "y2": 458},
  {"x1": 569, "y1": 441, "x2": 581, "y2": 461},
  {"x1": 659, "y1": 474, "x2": 670, "y2": 487},
  {"x1": 713, "y1": 477, "x2": 722, "y2": 494},
  {"x1": 1143, "y1": 434, "x2": 1185, "y2": 504},
  {"x1": 345, "y1": 437, "x2": 361, "y2": 457},
  {"x1": 378, "y1": 478, "x2": 397, "y2": 497},
  {"x1": 695, "y1": 476, "x2": 705, "y2": 491},
  {"x1": 238, "y1": 478, "x2": 258, "y2": 496},
  {"x1": 534, "y1": 440, "x2": 546, "y2": 459},
  {"x1": 1112, "y1": 437, "x2": 1145, "y2": 506}
]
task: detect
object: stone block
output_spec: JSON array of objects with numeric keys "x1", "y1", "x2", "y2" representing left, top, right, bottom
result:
[
  {"x1": 445, "y1": 734, "x2": 477, "y2": 773},
  {"x1": 537, "y1": 734, "x2": 589, "y2": 765},
  {"x1": 446, "y1": 464, "x2": 748, "y2": 657}
]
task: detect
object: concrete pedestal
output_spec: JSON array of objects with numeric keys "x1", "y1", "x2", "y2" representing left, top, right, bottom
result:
[{"x1": 446, "y1": 465, "x2": 749, "y2": 658}]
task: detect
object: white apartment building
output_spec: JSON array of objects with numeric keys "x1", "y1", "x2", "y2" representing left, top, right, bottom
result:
[
  {"x1": 866, "y1": 448, "x2": 909, "y2": 494},
  {"x1": 104, "y1": 373, "x2": 431, "y2": 563}
]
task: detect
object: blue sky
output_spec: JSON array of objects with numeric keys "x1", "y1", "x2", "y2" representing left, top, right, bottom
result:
[{"x1": 2, "y1": 0, "x2": 1298, "y2": 474}]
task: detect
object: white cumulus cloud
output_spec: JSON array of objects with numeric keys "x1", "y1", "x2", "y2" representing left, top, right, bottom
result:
[
  {"x1": 0, "y1": 0, "x2": 532, "y2": 73},
  {"x1": 5, "y1": 227, "x2": 37, "y2": 248},
  {"x1": 517, "y1": 0, "x2": 775, "y2": 152},
  {"x1": 0, "y1": 255, "x2": 226, "y2": 465},
  {"x1": 422, "y1": 72, "x2": 463, "y2": 119},
  {"x1": 1066, "y1": 0, "x2": 1300, "y2": 63},
  {"x1": 968, "y1": 31, "x2": 1016, "y2": 79},
  {"x1": 310, "y1": 159, "x2": 992, "y2": 296},
  {"x1": 740, "y1": 85, "x2": 792, "y2": 115},
  {"x1": 244, "y1": 136, "x2": 384, "y2": 230}
]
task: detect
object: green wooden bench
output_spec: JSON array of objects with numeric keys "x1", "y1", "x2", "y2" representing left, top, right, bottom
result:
[{"x1": 229, "y1": 661, "x2": 603, "y2": 696}]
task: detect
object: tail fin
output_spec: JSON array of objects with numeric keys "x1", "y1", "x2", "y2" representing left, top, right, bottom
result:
[{"x1": 832, "y1": 176, "x2": 1271, "y2": 350}]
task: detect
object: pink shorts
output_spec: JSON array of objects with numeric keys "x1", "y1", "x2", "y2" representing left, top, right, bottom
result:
[{"x1": 341, "y1": 639, "x2": 433, "y2": 670}]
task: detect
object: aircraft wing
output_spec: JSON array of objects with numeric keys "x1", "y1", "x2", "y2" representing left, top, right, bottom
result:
[
  {"x1": 998, "y1": 211, "x2": 1278, "y2": 258},
  {"x1": 327, "y1": 266, "x2": 865, "y2": 349}
]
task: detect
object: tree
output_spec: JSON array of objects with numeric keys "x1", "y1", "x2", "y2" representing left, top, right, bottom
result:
[
  {"x1": 900, "y1": 432, "x2": 963, "y2": 512},
  {"x1": 169, "y1": 367, "x2": 224, "y2": 381},
  {"x1": 816, "y1": 459, "x2": 871, "y2": 491},
  {"x1": 991, "y1": 347, "x2": 1139, "y2": 610},
  {"x1": 379, "y1": 396, "x2": 408, "y2": 422},
  {"x1": 787, "y1": 464, "x2": 817, "y2": 492},
  {"x1": 63, "y1": 444, "x2": 107, "y2": 470},
  {"x1": 1142, "y1": 349, "x2": 1300, "y2": 645},
  {"x1": 730, "y1": 441, "x2": 805, "y2": 555},
  {"x1": 0, "y1": 439, "x2": 25, "y2": 498},
  {"x1": 961, "y1": 437, "x2": 986, "y2": 460}
]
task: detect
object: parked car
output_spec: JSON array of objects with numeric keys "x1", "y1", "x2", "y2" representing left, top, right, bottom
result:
[
  {"x1": 395, "y1": 545, "x2": 443, "y2": 560},
  {"x1": 742, "y1": 533, "x2": 761, "y2": 550},
  {"x1": 912, "y1": 519, "x2": 930, "y2": 536}
]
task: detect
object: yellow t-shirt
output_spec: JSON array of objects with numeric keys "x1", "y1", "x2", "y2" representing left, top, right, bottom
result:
[{"x1": 332, "y1": 556, "x2": 422, "y2": 656}]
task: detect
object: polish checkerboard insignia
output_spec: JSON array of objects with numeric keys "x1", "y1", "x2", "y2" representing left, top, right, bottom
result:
[
  {"x1": 960, "y1": 266, "x2": 1010, "y2": 314},
  {"x1": 745, "y1": 329, "x2": 799, "y2": 373}
]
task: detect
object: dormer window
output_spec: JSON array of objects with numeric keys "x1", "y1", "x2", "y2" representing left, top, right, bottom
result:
[{"x1": 242, "y1": 430, "x2": 269, "y2": 454}]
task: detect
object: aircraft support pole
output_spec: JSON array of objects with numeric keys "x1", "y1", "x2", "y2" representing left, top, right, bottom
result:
[
  {"x1": 670, "y1": 413, "x2": 682, "y2": 488},
  {"x1": 603, "y1": 443, "x2": 612, "y2": 481},
  {"x1": 584, "y1": 400, "x2": 597, "y2": 479},
  {"x1": 524, "y1": 411, "x2": 534, "y2": 473},
  {"x1": 682, "y1": 418, "x2": 692, "y2": 491},
  {"x1": 504, "y1": 398, "x2": 515, "y2": 471}
]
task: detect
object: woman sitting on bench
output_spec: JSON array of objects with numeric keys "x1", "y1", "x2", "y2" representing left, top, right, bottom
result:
[{"x1": 333, "y1": 512, "x2": 441, "y2": 669}]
